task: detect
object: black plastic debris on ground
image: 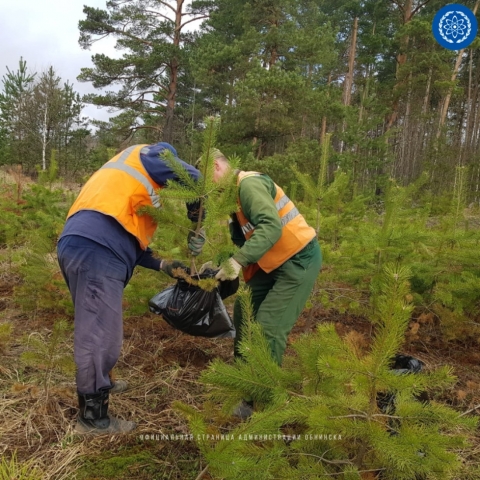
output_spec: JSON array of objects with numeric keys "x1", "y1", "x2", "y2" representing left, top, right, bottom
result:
[
  {"x1": 376, "y1": 354, "x2": 427, "y2": 435},
  {"x1": 149, "y1": 268, "x2": 238, "y2": 339}
]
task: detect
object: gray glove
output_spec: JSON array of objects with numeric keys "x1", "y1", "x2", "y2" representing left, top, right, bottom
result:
[
  {"x1": 187, "y1": 227, "x2": 206, "y2": 256},
  {"x1": 160, "y1": 259, "x2": 187, "y2": 278}
]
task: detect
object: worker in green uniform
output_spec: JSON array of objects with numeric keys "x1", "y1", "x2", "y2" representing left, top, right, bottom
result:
[{"x1": 212, "y1": 152, "x2": 322, "y2": 417}]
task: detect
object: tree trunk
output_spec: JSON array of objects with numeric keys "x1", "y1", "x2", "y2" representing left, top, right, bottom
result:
[
  {"x1": 163, "y1": 0, "x2": 184, "y2": 143},
  {"x1": 320, "y1": 74, "x2": 332, "y2": 145},
  {"x1": 343, "y1": 17, "x2": 358, "y2": 107},
  {"x1": 436, "y1": 0, "x2": 480, "y2": 143},
  {"x1": 42, "y1": 103, "x2": 48, "y2": 171},
  {"x1": 422, "y1": 65, "x2": 433, "y2": 115},
  {"x1": 466, "y1": 64, "x2": 480, "y2": 153},
  {"x1": 339, "y1": 17, "x2": 358, "y2": 154},
  {"x1": 400, "y1": 71, "x2": 413, "y2": 181},
  {"x1": 385, "y1": 0, "x2": 412, "y2": 132}
]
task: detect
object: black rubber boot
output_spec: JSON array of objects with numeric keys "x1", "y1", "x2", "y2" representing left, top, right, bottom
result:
[{"x1": 76, "y1": 389, "x2": 136, "y2": 435}]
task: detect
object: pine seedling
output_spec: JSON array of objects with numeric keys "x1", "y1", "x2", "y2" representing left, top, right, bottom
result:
[
  {"x1": 291, "y1": 133, "x2": 331, "y2": 234},
  {"x1": 199, "y1": 286, "x2": 300, "y2": 412},
  {"x1": 14, "y1": 234, "x2": 65, "y2": 316},
  {"x1": 315, "y1": 169, "x2": 352, "y2": 247},
  {"x1": 144, "y1": 117, "x2": 239, "y2": 284},
  {"x1": 21, "y1": 184, "x2": 69, "y2": 243},
  {"x1": 0, "y1": 322, "x2": 13, "y2": 354},
  {"x1": 21, "y1": 319, "x2": 75, "y2": 396},
  {"x1": 176, "y1": 265, "x2": 477, "y2": 479},
  {"x1": 451, "y1": 165, "x2": 468, "y2": 235},
  {"x1": 288, "y1": 135, "x2": 332, "y2": 326},
  {"x1": 37, "y1": 149, "x2": 59, "y2": 189}
]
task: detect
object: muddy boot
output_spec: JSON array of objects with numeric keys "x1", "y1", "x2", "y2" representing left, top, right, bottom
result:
[
  {"x1": 232, "y1": 399, "x2": 254, "y2": 420},
  {"x1": 76, "y1": 388, "x2": 136, "y2": 435},
  {"x1": 110, "y1": 380, "x2": 128, "y2": 394}
]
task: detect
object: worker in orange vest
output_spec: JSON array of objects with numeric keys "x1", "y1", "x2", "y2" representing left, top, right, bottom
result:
[
  {"x1": 212, "y1": 151, "x2": 322, "y2": 419},
  {"x1": 57, "y1": 142, "x2": 205, "y2": 435}
]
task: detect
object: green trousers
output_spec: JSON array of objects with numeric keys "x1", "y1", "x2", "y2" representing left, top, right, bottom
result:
[{"x1": 233, "y1": 239, "x2": 322, "y2": 365}]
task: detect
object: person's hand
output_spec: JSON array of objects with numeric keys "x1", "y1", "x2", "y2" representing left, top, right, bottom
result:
[
  {"x1": 160, "y1": 259, "x2": 188, "y2": 278},
  {"x1": 215, "y1": 258, "x2": 242, "y2": 281},
  {"x1": 187, "y1": 228, "x2": 206, "y2": 256}
]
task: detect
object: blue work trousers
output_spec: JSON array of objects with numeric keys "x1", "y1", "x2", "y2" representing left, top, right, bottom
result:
[{"x1": 57, "y1": 235, "x2": 128, "y2": 394}]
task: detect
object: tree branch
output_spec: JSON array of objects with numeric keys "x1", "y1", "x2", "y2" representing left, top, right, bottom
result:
[
  {"x1": 143, "y1": 10, "x2": 174, "y2": 23},
  {"x1": 180, "y1": 15, "x2": 209, "y2": 30},
  {"x1": 95, "y1": 25, "x2": 153, "y2": 47},
  {"x1": 410, "y1": 0, "x2": 431, "y2": 19},
  {"x1": 156, "y1": 0, "x2": 177, "y2": 14},
  {"x1": 292, "y1": 452, "x2": 352, "y2": 466},
  {"x1": 390, "y1": 0, "x2": 404, "y2": 13},
  {"x1": 459, "y1": 403, "x2": 480, "y2": 417}
]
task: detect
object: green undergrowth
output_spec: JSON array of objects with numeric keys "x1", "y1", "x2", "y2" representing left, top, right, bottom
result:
[
  {"x1": 303, "y1": 172, "x2": 480, "y2": 343},
  {"x1": 74, "y1": 442, "x2": 205, "y2": 480},
  {"x1": 1, "y1": 170, "x2": 480, "y2": 479},
  {"x1": 75, "y1": 450, "x2": 158, "y2": 480}
]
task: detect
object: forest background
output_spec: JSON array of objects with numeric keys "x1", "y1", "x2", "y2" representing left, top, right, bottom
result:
[{"x1": 1, "y1": 0, "x2": 480, "y2": 479}]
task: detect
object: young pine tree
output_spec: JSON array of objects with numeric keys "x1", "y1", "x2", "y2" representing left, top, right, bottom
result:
[
  {"x1": 20, "y1": 319, "x2": 75, "y2": 396},
  {"x1": 37, "y1": 148, "x2": 59, "y2": 189},
  {"x1": 144, "y1": 117, "x2": 239, "y2": 283},
  {"x1": 0, "y1": 322, "x2": 13, "y2": 354},
  {"x1": 176, "y1": 265, "x2": 477, "y2": 480},
  {"x1": 291, "y1": 133, "x2": 331, "y2": 235}
]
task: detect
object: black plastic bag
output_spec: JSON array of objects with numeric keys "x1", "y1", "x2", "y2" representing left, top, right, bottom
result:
[
  {"x1": 390, "y1": 354, "x2": 424, "y2": 374},
  {"x1": 377, "y1": 354, "x2": 425, "y2": 413},
  {"x1": 148, "y1": 269, "x2": 237, "y2": 339},
  {"x1": 376, "y1": 354, "x2": 427, "y2": 437}
]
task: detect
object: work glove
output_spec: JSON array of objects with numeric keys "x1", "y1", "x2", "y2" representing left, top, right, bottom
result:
[
  {"x1": 215, "y1": 258, "x2": 242, "y2": 281},
  {"x1": 160, "y1": 259, "x2": 188, "y2": 278},
  {"x1": 199, "y1": 261, "x2": 214, "y2": 274},
  {"x1": 187, "y1": 227, "x2": 206, "y2": 256}
]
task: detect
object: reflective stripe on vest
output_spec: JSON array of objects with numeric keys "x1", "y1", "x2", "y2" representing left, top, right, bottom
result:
[
  {"x1": 235, "y1": 171, "x2": 316, "y2": 279},
  {"x1": 281, "y1": 206, "x2": 300, "y2": 226},
  {"x1": 101, "y1": 146, "x2": 161, "y2": 208},
  {"x1": 241, "y1": 222, "x2": 255, "y2": 235},
  {"x1": 67, "y1": 144, "x2": 162, "y2": 250},
  {"x1": 238, "y1": 182, "x2": 300, "y2": 236},
  {"x1": 241, "y1": 201, "x2": 298, "y2": 235}
]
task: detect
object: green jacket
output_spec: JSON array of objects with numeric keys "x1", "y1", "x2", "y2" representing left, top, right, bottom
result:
[{"x1": 231, "y1": 173, "x2": 282, "y2": 267}]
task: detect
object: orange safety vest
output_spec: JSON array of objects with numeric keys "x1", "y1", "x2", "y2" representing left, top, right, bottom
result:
[
  {"x1": 236, "y1": 171, "x2": 316, "y2": 282},
  {"x1": 67, "y1": 144, "x2": 162, "y2": 250}
]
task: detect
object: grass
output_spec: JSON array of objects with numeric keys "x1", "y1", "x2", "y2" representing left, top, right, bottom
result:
[
  {"x1": 0, "y1": 257, "x2": 231, "y2": 479},
  {"x1": 1, "y1": 175, "x2": 480, "y2": 479}
]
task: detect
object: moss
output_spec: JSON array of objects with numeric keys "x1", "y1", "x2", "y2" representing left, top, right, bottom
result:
[
  {"x1": 76, "y1": 451, "x2": 158, "y2": 479},
  {"x1": 76, "y1": 445, "x2": 202, "y2": 480}
]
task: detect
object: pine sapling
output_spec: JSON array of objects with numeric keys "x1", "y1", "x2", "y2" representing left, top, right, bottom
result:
[
  {"x1": 291, "y1": 133, "x2": 331, "y2": 235},
  {"x1": 0, "y1": 322, "x2": 13, "y2": 354},
  {"x1": 143, "y1": 116, "x2": 239, "y2": 288},
  {"x1": 175, "y1": 265, "x2": 477, "y2": 480},
  {"x1": 20, "y1": 319, "x2": 75, "y2": 398}
]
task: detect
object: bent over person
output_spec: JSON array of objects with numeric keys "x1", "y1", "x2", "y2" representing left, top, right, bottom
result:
[
  {"x1": 212, "y1": 152, "x2": 322, "y2": 418},
  {"x1": 57, "y1": 142, "x2": 205, "y2": 435}
]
